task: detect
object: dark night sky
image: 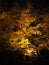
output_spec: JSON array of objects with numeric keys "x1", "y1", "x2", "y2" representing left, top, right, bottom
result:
[{"x1": 0, "y1": 0, "x2": 49, "y2": 10}]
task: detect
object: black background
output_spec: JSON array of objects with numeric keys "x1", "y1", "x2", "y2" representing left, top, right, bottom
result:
[{"x1": 0, "y1": 0, "x2": 49, "y2": 11}]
